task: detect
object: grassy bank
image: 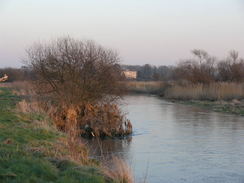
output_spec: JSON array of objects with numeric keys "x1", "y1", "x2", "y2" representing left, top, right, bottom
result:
[{"x1": 0, "y1": 87, "x2": 115, "y2": 183}]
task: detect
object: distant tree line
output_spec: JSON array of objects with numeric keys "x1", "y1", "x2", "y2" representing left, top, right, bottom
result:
[
  {"x1": 0, "y1": 66, "x2": 35, "y2": 82},
  {"x1": 121, "y1": 64, "x2": 174, "y2": 81},
  {"x1": 174, "y1": 50, "x2": 244, "y2": 84},
  {"x1": 122, "y1": 49, "x2": 244, "y2": 83},
  {"x1": 1, "y1": 49, "x2": 243, "y2": 83}
]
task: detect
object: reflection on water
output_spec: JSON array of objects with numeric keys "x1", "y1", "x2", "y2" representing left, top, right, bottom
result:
[
  {"x1": 86, "y1": 95, "x2": 244, "y2": 183},
  {"x1": 86, "y1": 137, "x2": 132, "y2": 160}
]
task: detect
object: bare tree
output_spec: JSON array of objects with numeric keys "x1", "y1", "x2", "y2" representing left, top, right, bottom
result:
[
  {"x1": 192, "y1": 49, "x2": 209, "y2": 64},
  {"x1": 174, "y1": 49, "x2": 216, "y2": 84},
  {"x1": 217, "y1": 50, "x2": 244, "y2": 82},
  {"x1": 27, "y1": 37, "x2": 124, "y2": 104},
  {"x1": 229, "y1": 50, "x2": 239, "y2": 63}
]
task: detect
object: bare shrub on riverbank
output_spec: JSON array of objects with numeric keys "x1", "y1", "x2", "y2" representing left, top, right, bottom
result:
[
  {"x1": 26, "y1": 37, "x2": 131, "y2": 137},
  {"x1": 165, "y1": 82, "x2": 244, "y2": 100},
  {"x1": 103, "y1": 156, "x2": 134, "y2": 183}
]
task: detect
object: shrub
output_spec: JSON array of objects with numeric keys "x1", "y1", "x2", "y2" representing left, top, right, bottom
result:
[
  {"x1": 26, "y1": 37, "x2": 131, "y2": 137},
  {"x1": 174, "y1": 49, "x2": 216, "y2": 84},
  {"x1": 217, "y1": 50, "x2": 244, "y2": 82}
]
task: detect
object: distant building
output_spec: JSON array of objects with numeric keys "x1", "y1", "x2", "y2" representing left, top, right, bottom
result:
[{"x1": 122, "y1": 70, "x2": 137, "y2": 80}]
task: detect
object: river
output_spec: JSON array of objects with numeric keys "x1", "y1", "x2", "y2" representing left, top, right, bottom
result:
[{"x1": 87, "y1": 95, "x2": 244, "y2": 183}]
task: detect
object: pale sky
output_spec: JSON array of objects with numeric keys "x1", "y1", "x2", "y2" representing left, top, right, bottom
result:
[{"x1": 0, "y1": 0, "x2": 244, "y2": 67}]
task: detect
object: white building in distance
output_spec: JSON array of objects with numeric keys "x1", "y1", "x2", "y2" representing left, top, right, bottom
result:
[{"x1": 122, "y1": 70, "x2": 137, "y2": 80}]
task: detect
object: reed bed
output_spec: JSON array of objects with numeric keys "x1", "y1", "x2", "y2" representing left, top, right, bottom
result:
[
  {"x1": 124, "y1": 81, "x2": 166, "y2": 94},
  {"x1": 165, "y1": 82, "x2": 244, "y2": 100},
  {"x1": 51, "y1": 103, "x2": 132, "y2": 138}
]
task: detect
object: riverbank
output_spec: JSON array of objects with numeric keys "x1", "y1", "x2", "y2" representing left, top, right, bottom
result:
[
  {"x1": 123, "y1": 81, "x2": 167, "y2": 94},
  {"x1": 170, "y1": 99, "x2": 244, "y2": 116},
  {"x1": 124, "y1": 81, "x2": 244, "y2": 116},
  {"x1": 0, "y1": 87, "x2": 123, "y2": 183},
  {"x1": 164, "y1": 82, "x2": 244, "y2": 116}
]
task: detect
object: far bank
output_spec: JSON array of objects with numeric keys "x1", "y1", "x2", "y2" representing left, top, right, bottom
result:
[{"x1": 123, "y1": 81, "x2": 244, "y2": 116}]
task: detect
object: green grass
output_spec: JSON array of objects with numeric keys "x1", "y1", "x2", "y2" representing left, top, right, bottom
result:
[{"x1": 0, "y1": 88, "x2": 109, "y2": 183}]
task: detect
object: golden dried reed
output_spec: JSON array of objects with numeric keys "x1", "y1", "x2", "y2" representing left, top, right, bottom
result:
[
  {"x1": 124, "y1": 81, "x2": 165, "y2": 93},
  {"x1": 165, "y1": 82, "x2": 244, "y2": 100},
  {"x1": 16, "y1": 100, "x2": 44, "y2": 114},
  {"x1": 103, "y1": 156, "x2": 134, "y2": 183},
  {"x1": 17, "y1": 99, "x2": 89, "y2": 164}
]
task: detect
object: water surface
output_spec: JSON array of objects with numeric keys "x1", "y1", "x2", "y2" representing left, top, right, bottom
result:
[{"x1": 88, "y1": 95, "x2": 244, "y2": 183}]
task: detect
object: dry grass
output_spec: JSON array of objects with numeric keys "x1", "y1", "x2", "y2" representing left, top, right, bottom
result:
[
  {"x1": 123, "y1": 81, "x2": 166, "y2": 94},
  {"x1": 16, "y1": 99, "x2": 89, "y2": 164},
  {"x1": 14, "y1": 85, "x2": 89, "y2": 164},
  {"x1": 0, "y1": 81, "x2": 36, "y2": 96},
  {"x1": 16, "y1": 99, "x2": 56, "y2": 132},
  {"x1": 0, "y1": 83, "x2": 10, "y2": 88},
  {"x1": 165, "y1": 82, "x2": 244, "y2": 100},
  {"x1": 10, "y1": 81, "x2": 132, "y2": 138},
  {"x1": 64, "y1": 107, "x2": 89, "y2": 164},
  {"x1": 80, "y1": 103, "x2": 132, "y2": 137},
  {"x1": 51, "y1": 103, "x2": 132, "y2": 138},
  {"x1": 103, "y1": 156, "x2": 134, "y2": 183},
  {"x1": 12, "y1": 81, "x2": 36, "y2": 96},
  {"x1": 16, "y1": 99, "x2": 44, "y2": 114}
]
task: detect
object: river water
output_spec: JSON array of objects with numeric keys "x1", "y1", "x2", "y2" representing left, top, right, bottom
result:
[{"x1": 87, "y1": 95, "x2": 244, "y2": 183}]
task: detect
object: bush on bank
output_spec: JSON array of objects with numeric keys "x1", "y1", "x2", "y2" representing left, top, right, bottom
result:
[{"x1": 26, "y1": 37, "x2": 132, "y2": 138}]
